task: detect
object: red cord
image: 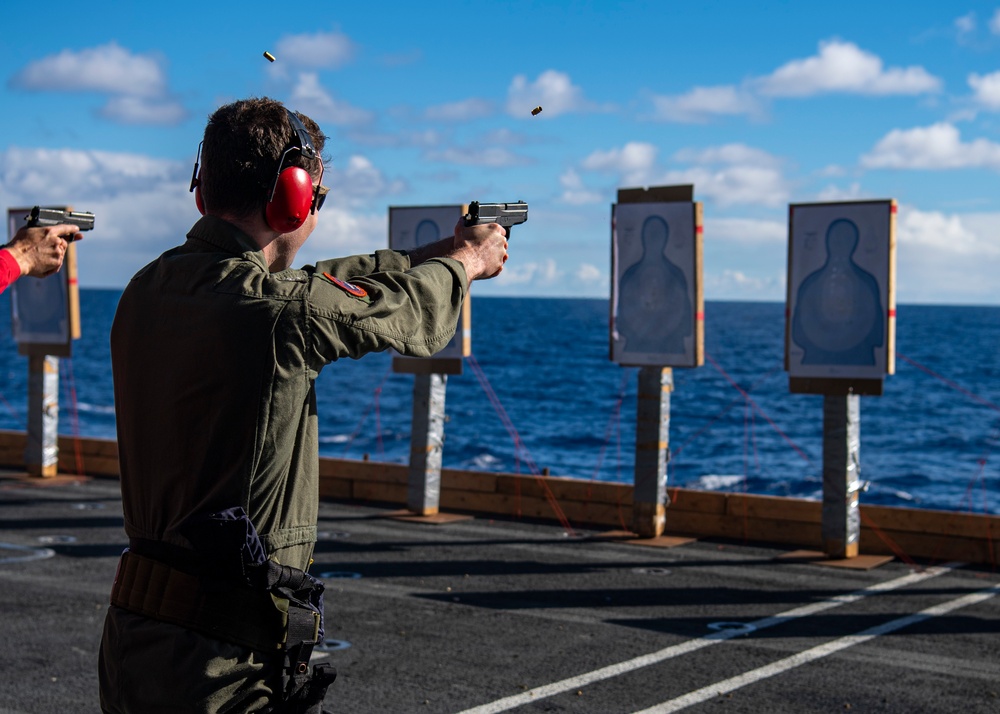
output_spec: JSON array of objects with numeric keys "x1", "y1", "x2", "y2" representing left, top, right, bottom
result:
[{"x1": 466, "y1": 353, "x2": 575, "y2": 534}]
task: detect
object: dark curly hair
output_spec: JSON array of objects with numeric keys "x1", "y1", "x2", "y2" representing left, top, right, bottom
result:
[{"x1": 199, "y1": 97, "x2": 327, "y2": 219}]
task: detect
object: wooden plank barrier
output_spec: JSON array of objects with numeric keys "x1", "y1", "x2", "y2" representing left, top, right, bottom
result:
[{"x1": 0, "y1": 430, "x2": 996, "y2": 565}]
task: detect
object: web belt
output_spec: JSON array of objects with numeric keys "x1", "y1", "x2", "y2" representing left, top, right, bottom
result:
[{"x1": 110, "y1": 550, "x2": 283, "y2": 653}]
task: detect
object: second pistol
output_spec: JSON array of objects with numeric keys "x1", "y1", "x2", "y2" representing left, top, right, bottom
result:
[{"x1": 25, "y1": 206, "x2": 95, "y2": 242}]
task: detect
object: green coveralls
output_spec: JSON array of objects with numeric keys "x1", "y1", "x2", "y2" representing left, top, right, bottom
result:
[{"x1": 99, "y1": 215, "x2": 467, "y2": 713}]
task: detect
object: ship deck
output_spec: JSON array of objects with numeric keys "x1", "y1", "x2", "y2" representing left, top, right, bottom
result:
[{"x1": 0, "y1": 469, "x2": 998, "y2": 713}]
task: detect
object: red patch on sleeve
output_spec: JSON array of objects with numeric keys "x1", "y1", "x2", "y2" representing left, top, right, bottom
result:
[{"x1": 323, "y1": 272, "x2": 368, "y2": 297}]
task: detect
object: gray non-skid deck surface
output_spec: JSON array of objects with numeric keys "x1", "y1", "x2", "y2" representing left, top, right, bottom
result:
[{"x1": 0, "y1": 471, "x2": 997, "y2": 713}]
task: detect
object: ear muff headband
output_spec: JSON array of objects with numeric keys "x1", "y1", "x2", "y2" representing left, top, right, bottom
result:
[{"x1": 189, "y1": 141, "x2": 206, "y2": 215}]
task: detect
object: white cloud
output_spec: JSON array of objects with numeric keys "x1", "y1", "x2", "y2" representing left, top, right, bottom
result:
[
  {"x1": 288, "y1": 73, "x2": 373, "y2": 126},
  {"x1": 896, "y1": 205, "x2": 996, "y2": 255},
  {"x1": 425, "y1": 98, "x2": 496, "y2": 122},
  {"x1": 0, "y1": 147, "x2": 185, "y2": 201},
  {"x1": 704, "y1": 269, "x2": 785, "y2": 300},
  {"x1": 576, "y1": 141, "x2": 787, "y2": 207},
  {"x1": 968, "y1": 71, "x2": 1000, "y2": 109},
  {"x1": 346, "y1": 128, "x2": 443, "y2": 150},
  {"x1": 861, "y1": 122, "x2": 1000, "y2": 169},
  {"x1": 707, "y1": 217, "x2": 786, "y2": 244},
  {"x1": 99, "y1": 96, "x2": 188, "y2": 125},
  {"x1": 480, "y1": 128, "x2": 531, "y2": 147},
  {"x1": 648, "y1": 85, "x2": 762, "y2": 123},
  {"x1": 575, "y1": 263, "x2": 603, "y2": 283},
  {"x1": 991, "y1": 9, "x2": 1000, "y2": 34},
  {"x1": 324, "y1": 155, "x2": 406, "y2": 206},
  {"x1": 644, "y1": 39, "x2": 940, "y2": 125},
  {"x1": 8, "y1": 42, "x2": 187, "y2": 126},
  {"x1": 817, "y1": 165, "x2": 848, "y2": 177},
  {"x1": 756, "y1": 39, "x2": 941, "y2": 97},
  {"x1": 816, "y1": 182, "x2": 865, "y2": 201},
  {"x1": 496, "y1": 259, "x2": 561, "y2": 286},
  {"x1": 895, "y1": 205, "x2": 1000, "y2": 303},
  {"x1": 424, "y1": 146, "x2": 527, "y2": 167},
  {"x1": 580, "y1": 142, "x2": 658, "y2": 185},
  {"x1": 955, "y1": 12, "x2": 977, "y2": 35},
  {"x1": 673, "y1": 144, "x2": 782, "y2": 168},
  {"x1": 659, "y1": 165, "x2": 788, "y2": 207},
  {"x1": 506, "y1": 70, "x2": 601, "y2": 118},
  {"x1": 10, "y1": 42, "x2": 166, "y2": 97},
  {"x1": 296, "y1": 208, "x2": 386, "y2": 261},
  {"x1": 667, "y1": 144, "x2": 789, "y2": 207},
  {"x1": 558, "y1": 169, "x2": 604, "y2": 205},
  {"x1": 273, "y1": 29, "x2": 356, "y2": 69}
]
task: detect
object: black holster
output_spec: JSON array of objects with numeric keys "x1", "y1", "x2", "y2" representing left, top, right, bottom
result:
[{"x1": 258, "y1": 561, "x2": 337, "y2": 711}]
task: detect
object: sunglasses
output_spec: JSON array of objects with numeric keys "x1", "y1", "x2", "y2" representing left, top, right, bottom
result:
[{"x1": 314, "y1": 184, "x2": 329, "y2": 212}]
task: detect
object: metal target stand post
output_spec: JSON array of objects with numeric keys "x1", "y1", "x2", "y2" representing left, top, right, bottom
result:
[
  {"x1": 392, "y1": 355, "x2": 464, "y2": 518},
  {"x1": 25, "y1": 355, "x2": 61, "y2": 477},
  {"x1": 819, "y1": 384, "x2": 872, "y2": 559},
  {"x1": 787, "y1": 379, "x2": 887, "y2": 563},
  {"x1": 632, "y1": 365, "x2": 673, "y2": 536}
]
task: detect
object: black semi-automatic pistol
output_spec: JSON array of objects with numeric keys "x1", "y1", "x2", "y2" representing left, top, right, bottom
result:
[
  {"x1": 463, "y1": 201, "x2": 528, "y2": 236},
  {"x1": 25, "y1": 206, "x2": 95, "y2": 241}
]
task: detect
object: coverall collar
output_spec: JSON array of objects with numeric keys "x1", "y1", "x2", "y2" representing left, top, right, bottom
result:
[{"x1": 187, "y1": 215, "x2": 270, "y2": 272}]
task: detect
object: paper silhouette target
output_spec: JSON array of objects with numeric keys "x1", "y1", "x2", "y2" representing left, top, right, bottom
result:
[
  {"x1": 389, "y1": 205, "x2": 467, "y2": 359},
  {"x1": 786, "y1": 200, "x2": 896, "y2": 380},
  {"x1": 611, "y1": 201, "x2": 703, "y2": 367}
]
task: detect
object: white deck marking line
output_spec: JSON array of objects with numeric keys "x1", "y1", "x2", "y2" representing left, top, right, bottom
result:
[
  {"x1": 634, "y1": 582, "x2": 1000, "y2": 714},
  {"x1": 455, "y1": 563, "x2": 962, "y2": 714},
  {"x1": 0, "y1": 542, "x2": 56, "y2": 564}
]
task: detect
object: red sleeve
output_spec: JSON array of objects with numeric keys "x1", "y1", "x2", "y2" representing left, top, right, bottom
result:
[{"x1": 0, "y1": 248, "x2": 21, "y2": 293}]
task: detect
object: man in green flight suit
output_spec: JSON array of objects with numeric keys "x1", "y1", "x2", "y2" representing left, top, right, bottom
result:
[{"x1": 98, "y1": 97, "x2": 509, "y2": 713}]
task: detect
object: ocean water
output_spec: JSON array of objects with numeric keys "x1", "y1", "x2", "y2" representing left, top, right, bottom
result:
[{"x1": 1, "y1": 290, "x2": 997, "y2": 515}]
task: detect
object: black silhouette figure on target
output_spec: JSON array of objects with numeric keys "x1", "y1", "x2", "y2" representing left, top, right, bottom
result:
[
  {"x1": 617, "y1": 215, "x2": 693, "y2": 355},
  {"x1": 791, "y1": 218, "x2": 883, "y2": 366}
]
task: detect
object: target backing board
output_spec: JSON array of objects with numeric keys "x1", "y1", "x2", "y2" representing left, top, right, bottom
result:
[
  {"x1": 785, "y1": 200, "x2": 896, "y2": 384},
  {"x1": 388, "y1": 205, "x2": 468, "y2": 361},
  {"x1": 611, "y1": 200, "x2": 703, "y2": 367}
]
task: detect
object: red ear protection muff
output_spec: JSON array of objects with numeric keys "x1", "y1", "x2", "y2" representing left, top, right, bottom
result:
[
  {"x1": 264, "y1": 163, "x2": 313, "y2": 232},
  {"x1": 188, "y1": 108, "x2": 324, "y2": 230},
  {"x1": 264, "y1": 109, "x2": 324, "y2": 232}
]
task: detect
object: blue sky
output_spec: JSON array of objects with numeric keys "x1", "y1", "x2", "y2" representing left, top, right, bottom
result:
[{"x1": 3, "y1": 1, "x2": 1000, "y2": 304}]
